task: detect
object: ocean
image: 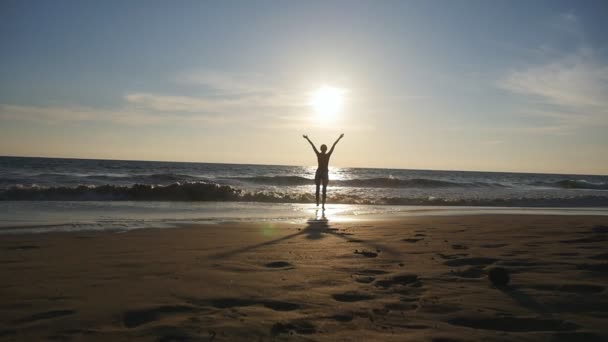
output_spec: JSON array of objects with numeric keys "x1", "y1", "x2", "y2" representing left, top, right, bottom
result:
[{"x1": 1, "y1": 156, "x2": 608, "y2": 233}]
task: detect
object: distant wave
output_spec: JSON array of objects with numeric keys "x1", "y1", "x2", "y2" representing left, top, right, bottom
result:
[
  {"x1": 337, "y1": 178, "x2": 506, "y2": 188},
  {"x1": 0, "y1": 183, "x2": 242, "y2": 201},
  {"x1": 531, "y1": 180, "x2": 608, "y2": 190},
  {"x1": 84, "y1": 173, "x2": 202, "y2": 184},
  {"x1": 2, "y1": 182, "x2": 607, "y2": 207},
  {"x1": 230, "y1": 176, "x2": 507, "y2": 188},
  {"x1": 230, "y1": 176, "x2": 313, "y2": 186},
  {"x1": 0, "y1": 173, "x2": 204, "y2": 187},
  {"x1": 5, "y1": 173, "x2": 607, "y2": 192}
]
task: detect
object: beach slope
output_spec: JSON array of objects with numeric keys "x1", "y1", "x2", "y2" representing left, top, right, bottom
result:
[{"x1": 1, "y1": 215, "x2": 608, "y2": 341}]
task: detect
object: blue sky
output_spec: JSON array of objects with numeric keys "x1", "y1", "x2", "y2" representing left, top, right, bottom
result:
[{"x1": 1, "y1": 0, "x2": 607, "y2": 174}]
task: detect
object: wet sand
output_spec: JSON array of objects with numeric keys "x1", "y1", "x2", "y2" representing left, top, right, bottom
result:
[{"x1": 1, "y1": 214, "x2": 608, "y2": 341}]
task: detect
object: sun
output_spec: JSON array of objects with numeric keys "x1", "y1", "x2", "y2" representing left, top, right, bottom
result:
[{"x1": 309, "y1": 85, "x2": 345, "y2": 121}]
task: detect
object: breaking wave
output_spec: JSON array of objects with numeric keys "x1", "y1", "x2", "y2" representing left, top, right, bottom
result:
[
  {"x1": 85, "y1": 173, "x2": 206, "y2": 184},
  {"x1": 230, "y1": 176, "x2": 506, "y2": 188},
  {"x1": 2, "y1": 182, "x2": 607, "y2": 207},
  {"x1": 0, "y1": 183, "x2": 241, "y2": 201},
  {"x1": 532, "y1": 180, "x2": 608, "y2": 190}
]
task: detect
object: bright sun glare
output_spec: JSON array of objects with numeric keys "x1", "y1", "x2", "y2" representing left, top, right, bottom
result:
[{"x1": 309, "y1": 85, "x2": 345, "y2": 121}]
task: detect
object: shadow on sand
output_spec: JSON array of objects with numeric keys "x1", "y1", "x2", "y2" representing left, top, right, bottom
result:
[
  {"x1": 499, "y1": 286, "x2": 550, "y2": 316},
  {"x1": 209, "y1": 209, "x2": 397, "y2": 259}
]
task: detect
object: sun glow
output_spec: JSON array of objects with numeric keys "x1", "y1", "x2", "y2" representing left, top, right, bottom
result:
[{"x1": 309, "y1": 85, "x2": 345, "y2": 121}]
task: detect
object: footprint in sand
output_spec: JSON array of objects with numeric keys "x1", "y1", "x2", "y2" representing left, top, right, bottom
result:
[
  {"x1": 262, "y1": 301, "x2": 301, "y2": 311},
  {"x1": 123, "y1": 305, "x2": 195, "y2": 328},
  {"x1": 354, "y1": 276, "x2": 376, "y2": 284},
  {"x1": 480, "y1": 243, "x2": 508, "y2": 248},
  {"x1": 354, "y1": 249, "x2": 379, "y2": 258},
  {"x1": 444, "y1": 257, "x2": 498, "y2": 267},
  {"x1": 207, "y1": 298, "x2": 301, "y2": 311},
  {"x1": 374, "y1": 274, "x2": 419, "y2": 289},
  {"x1": 264, "y1": 261, "x2": 293, "y2": 268},
  {"x1": 451, "y1": 244, "x2": 468, "y2": 250},
  {"x1": 450, "y1": 266, "x2": 485, "y2": 279},
  {"x1": 402, "y1": 238, "x2": 423, "y2": 243},
  {"x1": 332, "y1": 291, "x2": 375, "y2": 302},
  {"x1": 384, "y1": 302, "x2": 418, "y2": 311},
  {"x1": 437, "y1": 253, "x2": 469, "y2": 260},
  {"x1": 354, "y1": 269, "x2": 390, "y2": 276}
]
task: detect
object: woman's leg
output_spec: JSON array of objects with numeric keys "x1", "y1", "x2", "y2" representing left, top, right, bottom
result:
[
  {"x1": 322, "y1": 174, "x2": 329, "y2": 208},
  {"x1": 315, "y1": 170, "x2": 321, "y2": 206}
]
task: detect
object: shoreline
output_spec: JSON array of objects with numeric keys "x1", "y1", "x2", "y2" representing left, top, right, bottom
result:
[
  {"x1": 1, "y1": 201, "x2": 608, "y2": 234},
  {"x1": 1, "y1": 214, "x2": 607, "y2": 340}
]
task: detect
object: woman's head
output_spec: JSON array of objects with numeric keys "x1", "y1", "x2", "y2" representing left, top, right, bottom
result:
[{"x1": 320, "y1": 144, "x2": 328, "y2": 153}]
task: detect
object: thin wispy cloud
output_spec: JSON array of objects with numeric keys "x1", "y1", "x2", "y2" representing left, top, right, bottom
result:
[
  {"x1": 502, "y1": 49, "x2": 608, "y2": 110},
  {"x1": 175, "y1": 69, "x2": 276, "y2": 95},
  {"x1": 0, "y1": 104, "x2": 150, "y2": 125},
  {"x1": 1, "y1": 70, "x2": 310, "y2": 127},
  {"x1": 0, "y1": 103, "x2": 238, "y2": 126},
  {"x1": 499, "y1": 12, "x2": 608, "y2": 132},
  {"x1": 127, "y1": 69, "x2": 307, "y2": 117},
  {"x1": 125, "y1": 91, "x2": 302, "y2": 114}
]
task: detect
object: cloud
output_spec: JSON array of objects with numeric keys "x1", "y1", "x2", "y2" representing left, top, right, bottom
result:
[
  {"x1": 1, "y1": 69, "x2": 356, "y2": 130},
  {"x1": 497, "y1": 11, "x2": 608, "y2": 133},
  {"x1": 500, "y1": 48, "x2": 608, "y2": 129},
  {"x1": 1, "y1": 68, "x2": 308, "y2": 126},
  {"x1": 125, "y1": 91, "x2": 301, "y2": 114},
  {"x1": 125, "y1": 93, "x2": 246, "y2": 113},
  {"x1": 501, "y1": 50, "x2": 608, "y2": 108},
  {"x1": 0, "y1": 104, "x2": 140, "y2": 125},
  {"x1": 175, "y1": 69, "x2": 276, "y2": 95},
  {"x1": 0, "y1": 103, "x2": 235, "y2": 126},
  {"x1": 125, "y1": 69, "x2": 307, "y2": 115}
]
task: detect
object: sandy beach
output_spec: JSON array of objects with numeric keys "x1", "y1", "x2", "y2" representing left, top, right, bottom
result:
[
  {"x1": 1, "y1": 214, "x2": 607, "y2": 341},
  {"x1": 4, "y1": 0, "x2": 608, "y2": 340}
]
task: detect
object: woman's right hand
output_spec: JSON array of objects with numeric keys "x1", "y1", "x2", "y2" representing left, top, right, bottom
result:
[{"x1": 303, "y1": 134, "x2": 308, "y2": 139}]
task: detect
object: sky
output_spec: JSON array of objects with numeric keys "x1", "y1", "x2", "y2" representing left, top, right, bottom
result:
[{"x1": 1, "y1": 0, "x2": 607, "y2": 175}]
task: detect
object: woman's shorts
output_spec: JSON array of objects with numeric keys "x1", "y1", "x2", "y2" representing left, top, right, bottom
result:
[{"x1": 315, "y1": 169, "x2": 329, "y2": 185}]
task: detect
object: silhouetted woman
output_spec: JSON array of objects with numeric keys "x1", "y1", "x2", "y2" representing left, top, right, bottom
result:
[{"x1": 302, "y1": 133, "x2": 344, "y2": 209}]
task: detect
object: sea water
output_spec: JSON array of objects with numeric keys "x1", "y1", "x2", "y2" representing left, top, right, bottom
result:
[{"x1": 1, "y1": 156, "x2": 607, "y2": 233}]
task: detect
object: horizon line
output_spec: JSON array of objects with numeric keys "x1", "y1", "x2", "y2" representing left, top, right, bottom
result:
[{"x1": 1, "y1": 154, "x2": 607, "y2": 177}]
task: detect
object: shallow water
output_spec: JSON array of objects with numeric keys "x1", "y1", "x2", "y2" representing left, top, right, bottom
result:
[{"x1": 1, "y1": 201, "x2": 607, "y2": 234}]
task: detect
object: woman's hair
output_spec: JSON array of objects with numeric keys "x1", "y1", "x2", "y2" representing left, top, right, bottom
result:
[{"x1": 320, "y1": 144, "x2": 328, "y2": 152}]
